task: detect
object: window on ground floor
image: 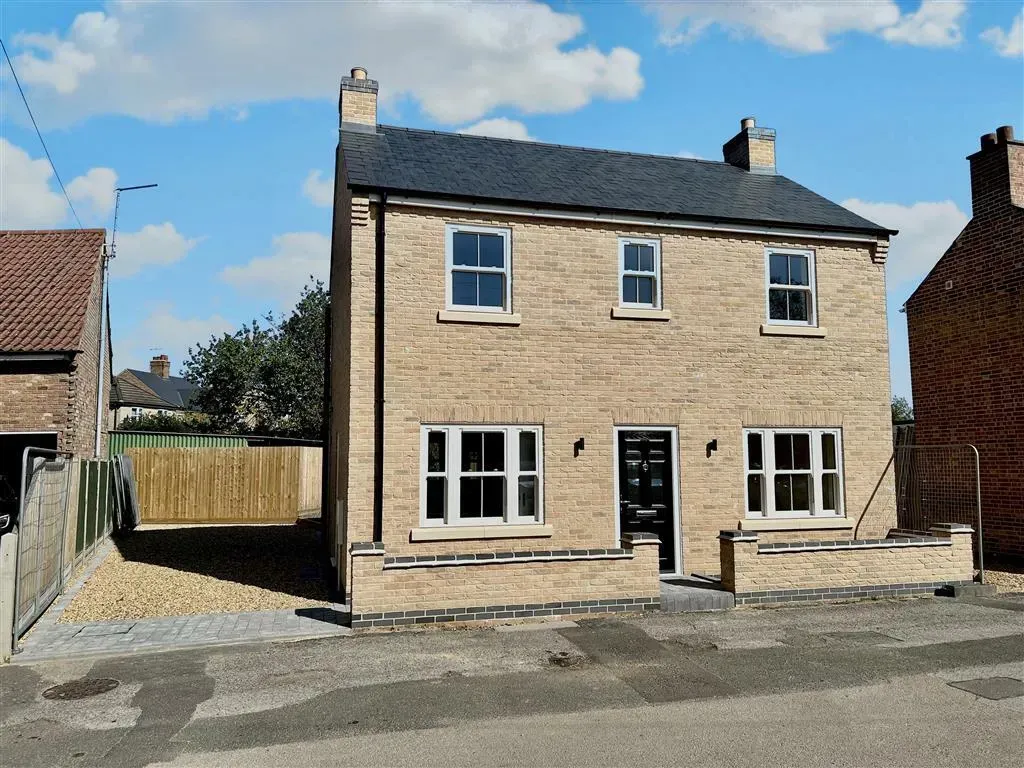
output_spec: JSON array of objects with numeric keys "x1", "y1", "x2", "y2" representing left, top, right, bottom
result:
[
  {"x1": 744, "y1": 428, "x2": 843, "y2": 518},
  {"x1": 421, "y1": 425, "x2": 543, "y2": 526}
]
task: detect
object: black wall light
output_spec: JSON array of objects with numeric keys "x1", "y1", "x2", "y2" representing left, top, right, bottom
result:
[
  {"x1": 573, "y1": 437, "x2": 585, "y2": 458},
  {"x1": 706, "y1": 439, "x2": 718, "y2": 458}
]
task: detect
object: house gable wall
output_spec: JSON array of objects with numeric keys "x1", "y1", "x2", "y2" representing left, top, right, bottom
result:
[{"x1": 906, "y1": 199, "x2": 1024, "y2": 557}]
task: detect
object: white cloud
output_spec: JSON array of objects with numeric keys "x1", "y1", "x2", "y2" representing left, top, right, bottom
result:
[
  {"x1": 841, "y1": 198, "x2": 970, "y2": 292},
  {"x1": 66, "y1": 166, "x2": 117, "y2": 218},
  {"x1": 981, "y1": 11, "x2": 1023, "y2": 58},
  {"x1": 0, "y1": 138, "x2": 68, "y2": 228},
  {"x1": 646, "y1": 1, "x2": 965, "y2": 53},
  {"x1": 11, "y1": 1, "x2": 643, "y2": 126},
  {"x1": 880, "y1": 0, "x2": 964, "y2": 47},
  {"x1": 115, "y1": 302, "x2": 235, "y2": 373},
  {"x1": 0, "y1": 138, "x2": 118, "y2": 228},
  {"x1": 110, "y1": 222, "x2": 201, "y2": 278},
  {"x1": 302, "y1": 170, "x2": 334, "y2": 208},
  {"x1": 458, "y1": 118, "x2": 535, "y2": 141},
  {"x1": 676, "y1": 150, "x2": 703, "y2": 159},
  {"x1": 220, "y1": 232, "x2": 330, "y2": 306}
]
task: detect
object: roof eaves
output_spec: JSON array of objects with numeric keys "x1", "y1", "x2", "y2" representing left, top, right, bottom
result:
[{"x1": 351, "y1": 185, "x2": 896, "y2": 238}]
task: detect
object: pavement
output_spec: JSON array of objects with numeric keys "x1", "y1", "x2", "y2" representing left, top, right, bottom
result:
[{"x1": 2, "y1": 595, "x2": 1022, "y2": 767}]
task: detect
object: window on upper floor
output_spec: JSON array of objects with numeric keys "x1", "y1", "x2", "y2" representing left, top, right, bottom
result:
[
  {"x1": 765, "y1": 248, "x2": 817, "y2": 326},
  {"x1": 421, "y1": 425, "x2": 543, "y2": 526},
  {"x1": 744, "y1": 428, "x2": 843, "y2": 519},
  {"x1": 619, "y1": 237, "x2": 661, "y2": 309},
  {"x1": 445, "y1": 224, "x2": 512, "y2": 313}
]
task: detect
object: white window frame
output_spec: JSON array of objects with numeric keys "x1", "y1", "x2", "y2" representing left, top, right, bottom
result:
[
  {"x1": 764, "y1": 247, "x2": 817, "y2": 327},
  {"x1": 743, "y1": 427, "x2": 844, "y2": 519},
  {"x1": 445, "y1": 224, "x2": 513, "y2": 313},
  {"x1": 618, "y1": 237, "x2": 662, "y2": 309},
  {"x1": 420, "y1": 424, "x2": 543, "y2": 527}
]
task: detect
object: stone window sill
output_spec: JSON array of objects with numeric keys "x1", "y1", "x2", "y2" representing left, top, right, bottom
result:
[
  {"x1": 611, "y1": 307, "x2": 672, "y2": 321},
  {"x1": 438, "y1": 310, "x2": 521, "y2": 326},
  {"x1": 760, "y1": 324, "x2": 827, "y2": 338},
  {"x1": 738, "y1": 517, "x2": 853, "y2": 532},
  {"x1": 409, "y1": 524, "x2": 553, "y2": 542}
]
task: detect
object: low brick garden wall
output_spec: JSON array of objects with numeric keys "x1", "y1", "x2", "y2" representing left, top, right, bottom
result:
[
  {"x1": 348, "y1": 533, "x2": 661, "y2": 629},
  {"x1": 720, "y1": 523, "x2": 975, "y2": 605}
]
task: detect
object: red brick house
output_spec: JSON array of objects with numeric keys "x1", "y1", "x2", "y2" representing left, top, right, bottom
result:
[
  {"x1": 905, "y1": 126, "x2": 1023, "y2": 560},
  {"x1": 0, "y1": 230, "x2": 112, "y2": 518}
]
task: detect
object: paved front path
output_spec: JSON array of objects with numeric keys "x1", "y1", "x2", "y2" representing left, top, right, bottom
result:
[{"x1": 16, "y1": 541, "x2": 349, "y2": 662}]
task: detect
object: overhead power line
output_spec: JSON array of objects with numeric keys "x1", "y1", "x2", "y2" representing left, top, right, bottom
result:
[{"x1": 0, "y1": 36, "x2": 83, "y2": 228}]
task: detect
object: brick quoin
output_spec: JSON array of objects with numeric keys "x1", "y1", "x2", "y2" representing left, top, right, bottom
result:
[{"x1": 906, "y1": 127, "x2": 1024, "y2": 560}]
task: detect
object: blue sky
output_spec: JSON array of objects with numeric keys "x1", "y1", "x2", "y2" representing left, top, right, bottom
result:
[{"x1": 2, "y1": 1, "x2": 1022, "y2": 401}]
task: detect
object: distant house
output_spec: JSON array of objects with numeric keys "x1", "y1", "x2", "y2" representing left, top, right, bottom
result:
[
  {"x1": 111, "y1": 355, "x2": 198, "y2": 426},
  {"x1": 0, "y1": 229, "x2": 111, "y2": 517},
  {"x1": 906, "y1": 125, "x2": 1023, "y2": 560}
]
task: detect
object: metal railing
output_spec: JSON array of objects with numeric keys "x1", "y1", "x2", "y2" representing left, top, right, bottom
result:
[{"x1": 893, "y1": 444, "x2": 984, "y2": 582}]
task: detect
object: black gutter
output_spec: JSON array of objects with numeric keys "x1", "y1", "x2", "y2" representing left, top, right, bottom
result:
[{"x1": 372, "y1": 192, "x2": 387, "y2": 543}]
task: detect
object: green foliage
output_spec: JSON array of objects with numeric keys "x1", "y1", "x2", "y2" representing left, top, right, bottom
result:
[
  {"x1": 117, "y1": 412, "x2": 213, "y2": 433},
  {"x1": 891, "y1": 396, "x2": 914, "y2": 424},
  {"x1": 182, "y1": 281, "x2": 328, "y2": 439}
]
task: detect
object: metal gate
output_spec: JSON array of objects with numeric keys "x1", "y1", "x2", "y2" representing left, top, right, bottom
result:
[
  {"x1": 894, "y1": 444, "x2": 984, "y2": 581},
  {"x1": 13, "y1": 449, "x2": 73, "y2": 638}
]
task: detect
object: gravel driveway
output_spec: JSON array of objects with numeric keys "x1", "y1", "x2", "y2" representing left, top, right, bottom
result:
[{"x1": 59, "y1": 524, "x2": 331, "y2": 623}]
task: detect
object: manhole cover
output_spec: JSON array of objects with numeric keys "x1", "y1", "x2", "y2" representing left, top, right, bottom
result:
[
  {"x1": 948, "y1": 677, "x2": 1024, "y2": 701},
  {"x1": 42, "y1": 678, "x2": 119, "y2": 701}
]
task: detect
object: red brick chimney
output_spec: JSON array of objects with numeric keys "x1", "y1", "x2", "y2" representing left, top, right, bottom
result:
[
  {"x1": 150, "y1": 354, "x2": 170, "y2": 379},
  {"x1": 968, "y1": 125, "x2": 1022, "y2": 217}
]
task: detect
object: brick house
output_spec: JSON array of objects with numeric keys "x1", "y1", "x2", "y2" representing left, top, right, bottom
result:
[
  {"x1": 906, "y1": 126, "x2": 1023, "y2": 560},
  {"x1": 0, "y1": 230, "x2": 112, "y2": 519},
  {"x1": 327, "y1": 68, "x2": 900, "y2": 624},
  {"x1": 110, "y1": 354, "x2": 198, "y2": 427}
]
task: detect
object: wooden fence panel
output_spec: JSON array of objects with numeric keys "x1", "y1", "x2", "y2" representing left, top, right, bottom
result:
[{"x1": 126, "y1": 447, "x2": 322, "y2": 524}]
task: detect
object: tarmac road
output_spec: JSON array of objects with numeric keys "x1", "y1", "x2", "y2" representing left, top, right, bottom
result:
[{"x1": 2, "y1": 595, "x2": 1022, "y2": 767}]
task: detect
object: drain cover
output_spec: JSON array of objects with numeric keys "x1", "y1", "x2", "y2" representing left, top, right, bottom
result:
[
  {"x1": 948, "y1": 677, "x2": 1024, "y2": 701},
  {"x1": 42, "y1": 678, "x2": 119, "y2": 701}
]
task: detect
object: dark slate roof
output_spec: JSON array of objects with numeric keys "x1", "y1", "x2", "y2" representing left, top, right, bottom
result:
[
  {"x1": 112, "y1": 369, "x2": 196, "y2": 410},
  {"x1": 341, "y1": 126, "x2": 893, "y2": 236},
  {"x1": 0, "y1": 229, "x2": 106, "y2": 353}
]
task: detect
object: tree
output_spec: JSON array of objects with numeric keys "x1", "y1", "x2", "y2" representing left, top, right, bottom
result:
[
  {"x1": 891, "y1": 396, "x2": 914, "y2": 423},
  {"x1": 181, "y1": 281, "x2": 328, "y2": 439},
  {"x1": 117, "y1": 412, "x2": 213, "y2": 433}
]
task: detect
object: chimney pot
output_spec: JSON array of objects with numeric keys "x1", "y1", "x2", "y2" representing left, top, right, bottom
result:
[
  {"x1": 741, "y1": 117, "x2": 756, "y2": 130},
  {"x1": 351, "y1": 67, "x2": 367, "y2": 80},
  {"x1": 996, "y1": 125, "x2": 1015, "y2": 143},
  {"x1": 980, "y1": 132, "x2": 998, "y2": 150}
]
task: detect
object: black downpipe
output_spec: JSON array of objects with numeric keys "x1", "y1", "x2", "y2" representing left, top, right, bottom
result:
[{"x1": 372, "y1": 193, "x2": 387, "y2": 543}]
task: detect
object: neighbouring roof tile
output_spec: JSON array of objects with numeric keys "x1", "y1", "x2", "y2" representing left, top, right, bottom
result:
[{"x1": 0, "y1": 229, "x2": 106, "y2": 353}]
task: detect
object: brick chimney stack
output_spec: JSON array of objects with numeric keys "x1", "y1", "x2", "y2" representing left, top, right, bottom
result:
[
  {"x1": 723, "y1": 116, "x2": 776, "y2": 174},
  {"x1": 968, "y1": 124, "x2": 1023, "y2": 217},
  {"x1": 150, "y1": 354, "x2": 170, "y2": 379},
  {"x1": 339, "y1": 66, "x2": 378, "y2": 129}
]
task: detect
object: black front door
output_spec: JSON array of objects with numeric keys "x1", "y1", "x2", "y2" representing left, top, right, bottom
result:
[{"x1": 618, "y1": 430, "x2": 676, "y2": 574}]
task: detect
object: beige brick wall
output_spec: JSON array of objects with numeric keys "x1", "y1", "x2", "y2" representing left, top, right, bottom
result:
[
  {"x1": 332, "y1": 201, "x2": 894, "y2": 588},
  {"x1": 341, "y1": 90, "x2": 376, "y2": 126},
  {"x1": 722, "y1": 529, "x2": 974, "y2": 594},
  {"x1": 351, "y1": 541, "x2": 661, "y2": 616}
]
